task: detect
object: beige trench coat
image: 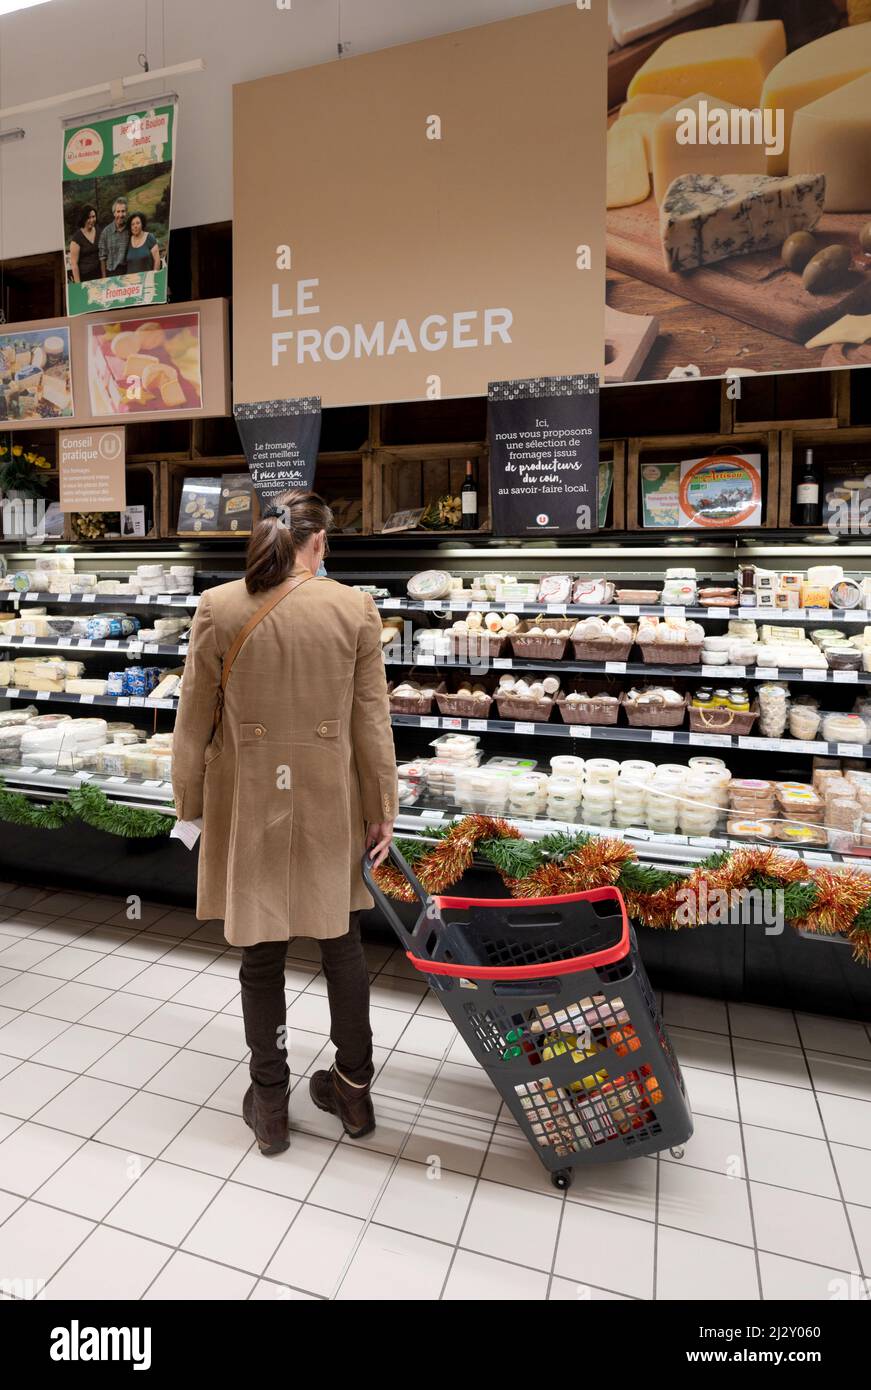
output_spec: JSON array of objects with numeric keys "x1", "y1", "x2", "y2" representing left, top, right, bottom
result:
[{"x1": 171, "y1": 572, "x2": 398, "y2": 947}]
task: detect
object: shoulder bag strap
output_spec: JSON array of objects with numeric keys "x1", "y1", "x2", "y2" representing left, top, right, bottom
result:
[{"x1": 213, "y1": 570, "x2": 313, "y2": 730}]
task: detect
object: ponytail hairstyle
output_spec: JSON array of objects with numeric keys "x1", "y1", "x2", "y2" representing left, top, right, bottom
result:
[{"x1": 245, "y1": 490, "x2": 334, "y2": 594}]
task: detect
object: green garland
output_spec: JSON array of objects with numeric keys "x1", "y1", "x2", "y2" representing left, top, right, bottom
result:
[{"x1": 0, "y1": 778, "x2": 174, "y2": 839}]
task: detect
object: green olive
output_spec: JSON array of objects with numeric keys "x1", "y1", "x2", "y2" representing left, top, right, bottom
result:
[
  {"x1": 860, "y1": 223, "x2": 871, "y2": 255},
  {"x1": 782, "y1": 231, "x2": 817, "y2": 272},
  {"x1": 802, "y1": 243, "x2": 852, "y2": 295}
]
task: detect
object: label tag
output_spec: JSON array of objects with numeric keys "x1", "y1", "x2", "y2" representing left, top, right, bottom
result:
[
  {"x1": 802, "y1": 669, "x2": 823, "y2": 683},
  {"x1": 419, "y1": 809, "x2": 444, "y2": 826},
  {"x1": 420, "y1": 716, "x2": 438, "y2": 728},
  {"x1": 468, "y1": 719, "x2": 488, "y2": 732},
  {"x1": 701, "y1": 665, "x2": 725, "y2": 678},
  {"x1": 689, "y1": 732, "x2": 732, "y2": 747},
  {"x1": 739, "y1": 737, "x2": 770, "y2": 751},
  {"x1": 143, "y1": 643, "x2": 159, "y2": 654},
  {"x1": 514, "y1": 721, "x2": 535, "y2": 734},
  {"x1": 570, "y1": 726, "x2": 591, "y2": 739},
  {"x1": 442, "y1": 717, "x2": 462, "y2": 729},
  {"x1": 755, "y1": 667, "x2": 778, "y2": 680},
  {"x1": 605, "y1": 661, "x2": 626, "y2": 673},
  {"x1": 157, "y1": 595, "x2": 173, "y2": 605},
  {"x1": 722, "y1": 665, "x2": 746, "y2": 677},
  {"x1": 837, "y1": 742, "x2": 864, "y2": 757},
  {"x1": 833, "y1": 670, "x2": 858, "y2": 683},
  {"x1": 423, "y1": 600, "x2": 443, "y2": 611},
  {"x1": 56, "y1": 593, "x2": 71, "y2": 604},
  {"x1": 135, "y1": 595, "x2": 151, "y2": 604},
  {"x1": 493, "y1": 658, "x2": 512, "y2": 669},
  {"x1": 651, "y1": 730, "x2": 674, "y2": 743},
  {"x1": 664, "y1": 606, "x2": 685, "y2": 620},
  {"x1": 78, "y1": 694, "x2": 95, "y2": 704},
  {"x1": 618, "y1": 605, "x2": 639, "y2": 617},
  {"x1": 115, "y1": 696, "x2": 130, "y2": 706},
  {"x1": 170, "y1": 818, "x2": 202, "y2": 850},
  {"x1": 382, "y1": 598, "x2": 401, "y2": 609},
  {"x1": 546, "y1": 603, "x2": 567, "y2": 616},
  {"x1": 707, "y1": 606, "x2": 731, "y2": 618}
]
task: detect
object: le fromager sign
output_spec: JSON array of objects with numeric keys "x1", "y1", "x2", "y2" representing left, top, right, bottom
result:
[{"x1": 232, "y1": 5, "x2": 606, "y2": 407}]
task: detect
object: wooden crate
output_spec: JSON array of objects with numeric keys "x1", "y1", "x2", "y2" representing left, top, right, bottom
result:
[
  {"x1": 373, "y1": 442, "x2": 489, "y2": 534},
  {"x1": 778, "y1": 427, "x2": 871, "y2": 529},
  {"x1": 626, "y1": 430, "x2": 780, "y2": 532},
  {"x1": 722, "y1": 370, "x2": 850, "y2": 435},
  {"x1": 601, "y1": 439, "x2": 625, "y2": 531},
  {"x1": 313, "y1": 451, "x2": 365, "y2": 535},
  {"x1": 65, "y1": 461, "x2": 160, "y2": 542}
]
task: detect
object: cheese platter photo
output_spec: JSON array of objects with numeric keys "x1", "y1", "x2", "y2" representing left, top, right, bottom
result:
[{"x1": 606, "y1": 0, "x2": 871, "y2": 383}]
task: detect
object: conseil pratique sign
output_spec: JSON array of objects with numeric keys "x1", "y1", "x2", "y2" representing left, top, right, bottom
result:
[{"x1": 231, "y1": 5, "x2": 605, "y2": 408}]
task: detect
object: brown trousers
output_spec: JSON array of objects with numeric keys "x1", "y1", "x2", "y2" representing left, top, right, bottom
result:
[{"x1": 239, "y1": 912, "x2": 374, "y2": 1090}]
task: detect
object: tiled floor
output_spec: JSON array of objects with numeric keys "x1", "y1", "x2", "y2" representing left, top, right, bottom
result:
[{"x1": 0, "y1": 879, "x2": 869, "y2": 1301}]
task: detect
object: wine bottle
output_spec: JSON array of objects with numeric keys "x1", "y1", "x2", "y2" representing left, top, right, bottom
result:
[
  {"x1": 461, "y1": 459, "x2": 478, "y2": 530},
  {"x1": 795, "y1": 448, "x2": 821, "y2": 527}
]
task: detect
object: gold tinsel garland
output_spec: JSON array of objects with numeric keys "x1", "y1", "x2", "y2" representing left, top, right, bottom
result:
[{"x1": 374, "y1": 815, "x2": 871, "y2": 965}]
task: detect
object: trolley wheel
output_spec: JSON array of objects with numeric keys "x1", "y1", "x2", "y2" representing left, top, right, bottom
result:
[
  {"x1": 669, "y1": 1145, "x2": 686, "y2": 1161},
  {"x1": 551, "y1": 1169, "x2": 572, "y2": 1191}
]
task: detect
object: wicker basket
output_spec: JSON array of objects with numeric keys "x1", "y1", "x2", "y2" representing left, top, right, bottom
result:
[
  {"x1": 509, "y1": 617, "x2": 575, "y2": 661},
  {"x1": 388, "y1": 681, "x2": 445, "y2": 715},
  {"x1": 449, "y1": 629, "x2": 508, "y2": 661},
  {"x1": 687, "y1": 702, "x2": 759, "y2": 736},
  {"x1": 436, "y1": 687, "x2": 494, "y2": 718},
  {"x1": 623, "y1": 693, "x2": 688, "y2": 729},
  {"x1": 556, "y1": 693, "x2": 621, "y2": 726},
  {"x1": 637, "y1": 641, "x2": 703, "y2": 666},
  {"x1": 495, "y1": 694, "x2": 554, "y2": 722},
  {"x1": 570, "y1": 628, "x2": 636, "y2": 662}
]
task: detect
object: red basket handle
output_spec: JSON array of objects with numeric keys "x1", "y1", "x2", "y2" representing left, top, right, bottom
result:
[{"x1": 405, "y1": 886, "x2": 630, "y2": 980}]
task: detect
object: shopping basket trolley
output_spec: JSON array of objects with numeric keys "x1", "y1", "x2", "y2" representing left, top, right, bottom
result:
[{"x1": 364, "y1": 846, "x2": 693, "y2": 1190}]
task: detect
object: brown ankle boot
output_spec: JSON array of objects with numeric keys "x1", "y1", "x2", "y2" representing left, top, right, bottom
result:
[
  {"x1": 243, "y1": 1082, "x2": 290, "y2": 1156},
  {"x1": 309, "y1": 1066, "x2": 375, "y2": 1139}
]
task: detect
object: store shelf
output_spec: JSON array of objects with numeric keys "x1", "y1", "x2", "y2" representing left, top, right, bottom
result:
[
  {"x1": 376, "y1": 597, "x2": 871, "y2": 624},
  {"x1": 1, "y1": 689, "x2": 178, "y2": 711},
  {"x1": 384, "y1": 653, "x2": 868, "y2": 687},
  {"x1": 5, "y1": 592, "x2": 199, "y2": 609},
  {"x1": 391, "y1": 712, "x2": 870, "y2": 760},
  {"x1": 0, "y1": 635, "x2": 188, "y2": 657},
  {"x1": 393, "y1": 804, "x2": 870, "y2": 872},
  {"x1": 0, "y1": 765, "x2": 174, "y2": 808}
]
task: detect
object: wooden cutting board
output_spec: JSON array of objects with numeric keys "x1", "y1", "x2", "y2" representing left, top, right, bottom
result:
[{"x1": 607, "y1": 199, "x2": 871, "y2": 345}]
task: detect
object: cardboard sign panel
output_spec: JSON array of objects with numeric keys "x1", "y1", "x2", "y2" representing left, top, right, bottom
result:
[
  {"x1": 232, "y1": 5, "x2": 606, "y2": 407},
  {"x1": 59, "y1": 427, "x2": 126, "y2": 512}
]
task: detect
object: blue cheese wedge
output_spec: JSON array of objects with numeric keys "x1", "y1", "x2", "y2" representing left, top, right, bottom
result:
[{"x1": 660, "y1": 172, "x2": 825, "y2": 271}]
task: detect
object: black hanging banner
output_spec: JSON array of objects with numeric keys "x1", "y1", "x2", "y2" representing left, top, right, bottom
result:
[
  {"x1": 233, "y1": 396, "x2": 322, "y2": 506},
  {"x1": 487, "y1": 374, "x2": 600, "y2": 537}
]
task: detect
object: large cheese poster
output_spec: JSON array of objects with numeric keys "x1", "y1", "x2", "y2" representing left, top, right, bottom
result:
[
  {"x1": 232, "y1": 6, "x2": 606, "y2": 408},
  {"x1": 605, "y1": 1, "x2": 871, "y2": 386},
  {"x1": 62, "y1": 100, "x2": 176, "y2": 318}
]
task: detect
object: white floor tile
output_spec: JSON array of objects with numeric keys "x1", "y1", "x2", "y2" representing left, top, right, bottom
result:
[
  {"x1": 743, "y1": 1125, "x2": 839, "y2": 1199},
  {"x1": 732, "y1": 1038, "x2": 812, "y2": 1089},
  {"x1": 234, "y1": 1131, "x2": 335, "y2": 1203},
  {"x1": 0, "y1": 1006, "x2": 19, "y2": 1029},
  {"x1": 0, "y1": 1012, "x2": 70, "y2": 1060},
  {"x1": 31, "y1": 1025, "x2": 121, "y2": 1075},
  {"x1": 286, "y1": 992, "x2": 334, "y2": 1036},
  {"x1": 402, "y1": 1105, "x2": 493, "y2": 1179},
  {"x1": 34, "y1": 1075, "x2": 134, "y2": 1138},
  {"x1": 0, "y1": 1200, "x2": 92, "y2": 1286},
  {"x1": 461, "y1": 1178, "x2": 561, "y2": 1272},
  {"x1": 548, "y1": 1276, "x2": 630, "y2": 1300},
  {"x1": 658, "y1": 1161, "x2": 754, "y2": 1246},
  {"x1": 396, "y1": 1013, "x2": 455, "y2": 1061},
  {"x1": 307, "y1": 1143, "x2": 392, "y2": 1218},
  {"x1": 566, "y1": 1153, "x2": 658, "y2": 1221},
  {"x1": 34, "y1": 921, "x2": 103, "y2": 947},
  {"x1": 145, "y1": 1049, "x2": 236, "y2": 1106},
  {"x1": 663, "y1": 993, "x2": 729, "y2": 1035},
  {"x1": 150, "y1": 908, "x2": 201, "y2": 936},
  {"x1": 0, "y1": 910, "x2": 46, "y2": 937},
  {"x1": 0, "y1": 1122, "x2": 83, "y2": 1196},
  {"x1": 29, "y1": 946, "x2": 99, "y2": 982},
  {"x1": 375, "y1": 1157, "x2": 475, "y2": 1242},
  {"x1": 105, "y1": 902, "x2": 173, "y2": 929},
  {"x1": 661, "y1": 1112, "x2": 741, "y2": 1178},
  {"x1": 42, "y1": 1225, "x2": 170, "y2": 1299},
  {"x1": 0, "y1": 973, "x2": 65, "y2": 1012},
  {"x1": 158, "y1": 942, "x2": 222, "y2": 972},
  {"x1": 442, "y1": 1248, "x2": 548, "y2": 1300},
  {"x1": 336, "y1": 1223, "x2": 453, "y2": 1301},
  {"x1": 106, "y1": 1160, "x2": 222, "y2": 1245},
  {"x1": 171, "y1": 974, "x2": 241, "y2": 1012},
  {"x1": 366, "y1": 975, "x2": 427, "y2": 1013},
  {"x1": 751, "y1": 1181, "x2": 857, "y2": 1270},
  {"x1": 132, "y1": 1001, "x2": 214, "y2": 1047},
  {"x1": 161, "y1": 1107, "x2": 254, "y2": 1178},
  {"x1": 796, "y1": 1013, "x2": 871, "y2": 1061},
  {"x1": 183, "y1": 1180, "x2": 299, "y2": 1274},
  {"x1": 831, "y1": 1143, "x2": 871, "y2": 1207},
  {"x1": 96, "y1": 1091, "x2": 197, "y2": 1158},
  {"x1": 680, "y1": 1065, "x2": 739, "y2": 1123},
  {"x1": 728, "y1": 1002, "x2": 800, "y2": 1047},
  {"x1": 203, "y1": 1061, "x2": 250, "y2": 1116},
  {"x1": 113, "y1": 934, "x2": 178, "y2": 963},
  {"x1": 656, "y1": 1226, "x2": 759, "y2": 1300},
  {"x1": 249, "y1": 1278, "x2": 318, "y2": 1300},
  {"x1": 31, "y1": 981, "x2": 113, "y2": 1023},
  {"x1": 758, "y1": 1250, "x2": 857, "y2": 1301},
  {"x1": 35, "y1": 1140, "x2": 151, "y2": 1221},
  {"x1": 187, "y1": 1014, "x2": 248, "y2": 1061},
  {"x1": 427, "y1": 1061, "x2": 502, "y2": 1121},
  {"x1": 0, "y1": 937, "x2": 64, "y2": 971},
  {"x1": 0, "y1": 1189, "x2": 22, "y2": 1224},
  {"x1": 286, "y1": 1029, "x2": 330, "y2": 1075},
  {"x1": 74, "y1": 926, "x2": 135, "y2": 954},
  {"x1": 0, "y1": 1062, "x2": 72, "y2": 1119},
  {"x1": 86, "y1": 1036, "x2": 177, "y2": 1087},
  {"x1": 121, "y1": 963, "x2": 196, "y2": 1001},
  {"x1": 0, "y1": 967, "x2": 19, "y2": 989},
  {"x1": 818, "y1": 1092, "x2": 871, "y2": 1149},
  {"x1": 669, "y1": 1027, "x2": 734, "y2": 1074},
  {"x1": 66, "y1": 897, "x2": 128, "y2": 924},
  {"x1": 736, "y1": 1077, "x2": 824, "y2": 1139},
  {"x1": 848, "y1": 1202, "x2": 871, "y2": 1276},
  {"x1": 36, "y1": 891, "x2": 99, "y2": 917},
  {"x1": 287, "y1": 1074, "x2": 347, "y2": 1144},
  {"x1": 480, "y1": 1119, "x2": 561, "y2": 1197},
  {"x1": 77, "y1": 991, "x2": 160, "y2": 1033},
  {"x1": 372, "y1": 1052, "x2": 441, "y2": 1106},
  {"x1": 266, "y1": 1205, "x2": 363, "y2": 1296},
  {"x1": 555, "y1": 1202, "x2": 655, "y2": 1299},
  {"x1": 369, "y1": 1003, "x2": 412, "y2": 1051},
  {"x1": 73, "y1": 955, "x2": 149, "y2": 990},
  {"x1": 143, "y1": 1250, "x2": 255, "y2": 1300},
  {"x1": 807, "y1": 1052, "x2": 871, "y2": 1104}
]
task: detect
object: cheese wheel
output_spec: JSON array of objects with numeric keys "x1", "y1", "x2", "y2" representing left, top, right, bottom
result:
[{"x1": 762, "y1": 22, "x2": 871, "y2": 174}]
